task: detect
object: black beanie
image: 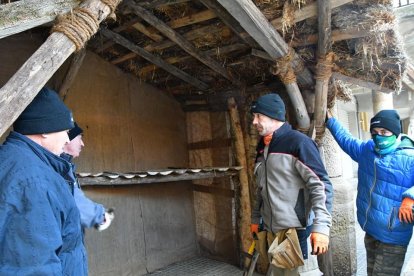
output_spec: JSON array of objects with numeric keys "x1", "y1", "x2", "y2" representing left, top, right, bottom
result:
[
  {"x1": 370, "y1": 109, "x2": 401, "y2": 136},
  {"x1": 68, "y1": 122, "x2": 83, "y2": 141},
  {"x1": 13, "y1": 87, "x2": 74, "y2": 135},
  {"x1": 250, "y1": 93, "x2": 286, "y2": 121}
]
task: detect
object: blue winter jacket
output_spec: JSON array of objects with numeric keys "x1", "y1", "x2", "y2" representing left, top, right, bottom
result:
[
  {"x1": 327, "y1": 118, "x2": 414, "y2": 246},
  {"x1": 0, "y1": 131, "x2": 88, "y2": 275},
  {"x1": 61, "y1": 153, "x2": 105, "y2": 228}
]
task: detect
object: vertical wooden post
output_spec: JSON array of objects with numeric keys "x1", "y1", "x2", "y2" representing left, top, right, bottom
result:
[{"x1": 227, "y1": 97, "x2": 252, "y2": 258}]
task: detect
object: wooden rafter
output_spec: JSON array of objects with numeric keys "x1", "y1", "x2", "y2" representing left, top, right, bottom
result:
[
  {"x1": 139, "y1": 43, "x2": 248, "y2": 76},
  {"x1": 101, "y1": 29, "x2": 209, "y2": 91},
  {"x1": 110, "y1": 24, "x2": 228, "y2": 64},
  {"x1": 59, "y1": 49, "x2": 87, "y2": 101},
  {"x1": 126, "y1": 1, "x2": 243, "y2": 87}
]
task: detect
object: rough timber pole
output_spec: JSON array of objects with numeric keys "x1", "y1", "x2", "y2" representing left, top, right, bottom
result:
[
  {"x1": 0, "y1": 0, "x2": 121, "y2": 137},
  {"x1": 227, "y1": 97, "x2": 252, "y2": 257}
]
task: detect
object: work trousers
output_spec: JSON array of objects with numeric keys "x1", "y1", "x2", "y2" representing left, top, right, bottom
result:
[{"x1": 364, "y1": 234, "x2": 407, "y2": 276}]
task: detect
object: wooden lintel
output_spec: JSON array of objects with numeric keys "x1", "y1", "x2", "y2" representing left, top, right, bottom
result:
[
  {"x1": 79, "y1": 170, "x2": 237, "y2": 186},
  {"x1": 270, "y1": 0, "x2": 353, "y2": 30},
  {"x1": 101, "y1": 29, "x2": 209, "y2": 91},
  {"x1": 0, "y1": 0, "x2": 80, "y2": 39},
  {"x1": 332, "y1": 72, "x2": 395, "y2": 93},
  {"x1": 126, "y1": 2, "x2": 243, "y2": 87}
]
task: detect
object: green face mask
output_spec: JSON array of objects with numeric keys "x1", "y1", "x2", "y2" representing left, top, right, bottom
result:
[{"x1": 372, "y1": 134, "x2": 397, "y2": 149}]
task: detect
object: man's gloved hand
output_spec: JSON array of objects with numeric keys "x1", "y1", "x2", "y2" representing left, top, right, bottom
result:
[
  {"x1": 399, "y1": 198, "x2": 414, "y2": 223},
  {"x1": 310, "y1": 232, "x2": 329, "y2": 255},
  {"x1": 96, "y1": 208, "x2": 115, "y2": 231},
  {"x1": 251, "y1": 224, "x2": 259, "y2": 238}
]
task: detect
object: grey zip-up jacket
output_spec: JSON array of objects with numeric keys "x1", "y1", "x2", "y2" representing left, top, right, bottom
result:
[{"x1": 251, "y1": 123, "x2": 333, "y2": 236}]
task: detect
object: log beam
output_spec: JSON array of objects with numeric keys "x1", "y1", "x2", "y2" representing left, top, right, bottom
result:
[
  {"x1": 101, "y1": 29, "x2": 209, "y2": 90},
  {"x1": 0, "y1": 0, "x2": 120, "y2": 137},
  {"x1": 0, "y1": 0, "x2": 80, "y2": 39}
]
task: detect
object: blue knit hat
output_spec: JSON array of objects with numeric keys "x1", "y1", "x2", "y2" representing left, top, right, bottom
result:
[
  {"x1": 68, "y1": 122, "x2": 83, "y2": 141},
  {"x1": 370, "y1": 109, "x2": 401, "y2": 136},
  {"x1": 250, "y1": 93, "x2": 286, "y2": 121},
  {"x1": 13, "y1": 87, "x2": 74, "y2": 135}
]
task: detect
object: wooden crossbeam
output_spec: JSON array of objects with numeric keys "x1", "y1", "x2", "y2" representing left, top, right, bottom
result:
[
  {"x1": 126, "y1": 1, "x2": 243, "y2": 86},
  {"x1": 332, "y1": 72, "x2": 394, "y2": 93},
  {"x1": 101, "y1": 29, "x2": 209, "y2": 91}
]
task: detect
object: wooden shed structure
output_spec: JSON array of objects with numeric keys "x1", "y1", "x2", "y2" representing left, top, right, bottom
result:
[{"x1": 0, "y1": 0, "x2": 410, "y2": 275}]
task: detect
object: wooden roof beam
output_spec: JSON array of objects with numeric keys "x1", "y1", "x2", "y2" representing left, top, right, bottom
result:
[
  {"x1": 110, "y1": 24, "x2": 228, "y2": 64},
  {"x1": 139, "y1": 43, "x2": 248, "y2": 76},
  {"x1": 101, "y1": 29, "x2": 209, "y2": 91},
  {"x1": 126, "y1": 1, "x2": 243, "y2": 87},
  {"x1": 0, "y1": 0, "x2": 80, "y2": 39},
  {"x1": 217, "y1": 0, "x2": 310, "y2": 129}
]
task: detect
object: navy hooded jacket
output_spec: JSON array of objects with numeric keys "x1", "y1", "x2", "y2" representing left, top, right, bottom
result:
[{"x1": 0, "y1": 131, "x2": 87, "y2": 275}]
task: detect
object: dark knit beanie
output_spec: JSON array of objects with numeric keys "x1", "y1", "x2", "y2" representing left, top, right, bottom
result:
[
  {"x1": 370, "y1": 109, "x2": 401, "y2": 136},
  {"x1": 68, "y1": 122, "x2": 83, "y2": 141},
  {"x1": 250, "y1": 93, "x2": 286, "y2": 121},
  {"x1": 13, "y1": 87, "x2": 74, "y2": 135}
]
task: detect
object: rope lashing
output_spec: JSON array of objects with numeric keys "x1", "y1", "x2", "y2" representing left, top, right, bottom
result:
[
  {"x1": 271, "y1": 47, "x2": 297, "y2": 85},
  {"x1": 51, "y1": 0, "x2": 121, "y2": 51},
  {"x1": 52, "y1": 8, "x2": 99, "y2": 51},
  {"x1": 315, "y1": 52, "x2": 335, "y2": 81}
]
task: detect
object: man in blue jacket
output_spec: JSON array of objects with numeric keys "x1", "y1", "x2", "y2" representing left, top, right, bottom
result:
[
  {"x1": 327, "y1": 109, "x2": 414, "y2": 276},
  {"x1": 0, "y1": 87, "x2": 88, "y2": 275},
  {"x1": 62, "y1": 122, "x2": 114, "y2": 230}
]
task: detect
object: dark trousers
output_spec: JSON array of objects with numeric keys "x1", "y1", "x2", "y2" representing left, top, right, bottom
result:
[{"x1": 364, "y1": 234, "x2": 407, "y2": 276}]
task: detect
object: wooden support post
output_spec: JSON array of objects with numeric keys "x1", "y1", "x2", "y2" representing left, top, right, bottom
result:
[
  {"x1": 314, "y1": 0, "x2": 333, "y2": 142},
  {"x1": 0, "y1": 0, "x2": 121, "y2": 137},
  {"x1": 59, "y1": 49, "x2": 87, "y2": 101},
  {"x1": 227, "y1": 97, "x2": 252, "y2": 259}
]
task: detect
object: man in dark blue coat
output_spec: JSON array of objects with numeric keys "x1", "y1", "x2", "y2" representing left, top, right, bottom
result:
[{"x1": 0, "y1": 87, "x2": 88, "y2": 275}]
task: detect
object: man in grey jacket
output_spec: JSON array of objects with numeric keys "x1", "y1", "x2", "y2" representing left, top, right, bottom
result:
[{"x1": 250, "y1": 93, "x2": 333, "y2": 276}]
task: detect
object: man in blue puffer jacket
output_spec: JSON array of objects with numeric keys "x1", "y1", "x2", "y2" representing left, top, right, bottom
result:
[
  {"x1": 0, "y1": 87, "x2": 88, "y2": 275},
  {"x1": 327, "y1": 109, "x2": 414, "y2": 276}
]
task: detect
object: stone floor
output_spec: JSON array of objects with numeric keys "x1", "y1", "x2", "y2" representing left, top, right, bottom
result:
[{"x1": 144, "y1": 256, "x2": 261, "y2": 276}]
